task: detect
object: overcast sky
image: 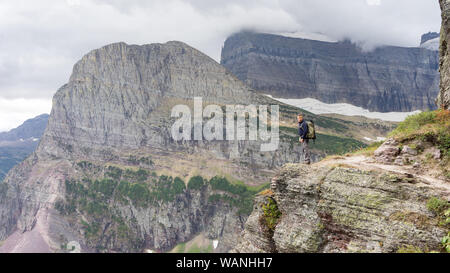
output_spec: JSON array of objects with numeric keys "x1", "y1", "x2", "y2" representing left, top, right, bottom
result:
[{"x1": 0, "y1": 0, "x2": 441, "y2": 132}]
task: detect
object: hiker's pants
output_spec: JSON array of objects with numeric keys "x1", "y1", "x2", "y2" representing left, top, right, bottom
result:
[{"x1": 302, "y1": 139, "x2": 311, "y2": 163}]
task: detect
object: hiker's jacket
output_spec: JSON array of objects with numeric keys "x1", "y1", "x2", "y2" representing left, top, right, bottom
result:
[{"x1": 298, "y1": 120, "x2": 309, "y2": 139}]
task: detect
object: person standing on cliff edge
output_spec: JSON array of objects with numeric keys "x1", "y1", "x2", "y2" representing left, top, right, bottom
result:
[{"x1": 298, "y1": 114, "x2": 311, "y2": 164}]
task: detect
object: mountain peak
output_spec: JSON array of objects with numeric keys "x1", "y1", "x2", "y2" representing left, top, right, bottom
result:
[{"x1": 66, "y1": 40, "x2": 252, "y2": 104}]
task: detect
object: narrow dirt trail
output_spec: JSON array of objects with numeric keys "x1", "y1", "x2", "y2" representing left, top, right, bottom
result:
[{"x1": 318, "y1": 155, "x2": 450, "y2": 196}]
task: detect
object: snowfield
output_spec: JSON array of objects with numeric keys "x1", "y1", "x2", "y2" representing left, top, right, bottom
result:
[
  {"x1": 266, "y1": 95, "x2": 421, "y2": 122},
  {"x1": 420, "y1": 37, "x2": 439, "y2": 51}
]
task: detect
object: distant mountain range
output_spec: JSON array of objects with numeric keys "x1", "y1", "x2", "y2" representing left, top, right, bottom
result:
[
  {"x1": 0, "y1": 114, "x2": 48, "y2": 181},
  {"x1": 221, "y1": 31, "x2": 439, "y2": 113}
]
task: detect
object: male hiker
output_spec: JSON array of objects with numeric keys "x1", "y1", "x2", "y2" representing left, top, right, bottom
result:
[{"x1": 298, "y1": 114, "x2": 311, "y2": 164}]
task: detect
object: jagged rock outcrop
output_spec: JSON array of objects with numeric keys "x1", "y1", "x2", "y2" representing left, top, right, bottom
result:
[
  {"x1": 234, "y1": 163, "x2": 448, "y2": 253},
  {"x1": 373, "y1": 138, "x2": 401, "y2": 164},
  {"x1": 221, "y1": 32, "x2": 439, "y2": 112},
  {"x1": 439, "y1": 0, "x2": 450, "y2": 109},
  {"x1": 234, "y1": 111, "x2": 449, "y2": 253}
]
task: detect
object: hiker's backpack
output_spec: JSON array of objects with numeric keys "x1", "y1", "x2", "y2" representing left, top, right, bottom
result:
[{"x1": 306, "y1": 120, "x2": 316, "y2": 141}]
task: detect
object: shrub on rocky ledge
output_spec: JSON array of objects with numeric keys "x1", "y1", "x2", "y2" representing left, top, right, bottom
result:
[
  {"x1": 261, "y1": 197, "x2": 281, "y2": 232},
  {"x1": 390, "y1": 110, "x2": 450, "y2": 158},
  {"x1": 187, "y1": 176, "x2": 204, "y2": 190},
  {"x1": 427, "y1": 197, "x2": 450, "y2": 228}
]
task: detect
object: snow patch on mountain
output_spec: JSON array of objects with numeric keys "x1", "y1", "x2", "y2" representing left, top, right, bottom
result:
[
  {"x1": 364, "y1": 136, "x2": 387, "y2": 142},
  {"x1": 266, "y1": 95, "x2": 421, "y2": 122},
  {"x1": 420, "y1": 37, "x2": 439, "y2": 51}
]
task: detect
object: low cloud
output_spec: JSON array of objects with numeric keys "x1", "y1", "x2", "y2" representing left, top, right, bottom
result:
[{"x1": 278, "y1": 0, "x2": 441, "y2": 50}]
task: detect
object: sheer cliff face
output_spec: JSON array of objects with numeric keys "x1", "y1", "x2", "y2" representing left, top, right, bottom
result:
[
  {"x1": 38, "y1": 41, "x2": 257, "y2": 159},
  {"x1": 0, "y1": 41, "x2": 305, "y2": 253},
  {"x1": 221, "y1": 32, "x2": 439, "y2": 112},
  {"x1": 439, "y1": 0, "x2": 450, "y2": 109}
]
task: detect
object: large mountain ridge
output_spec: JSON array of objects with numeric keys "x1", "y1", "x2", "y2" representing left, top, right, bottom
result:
[{"x1": 221, "y1": 31, "x2": 439, "y2": 113}]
